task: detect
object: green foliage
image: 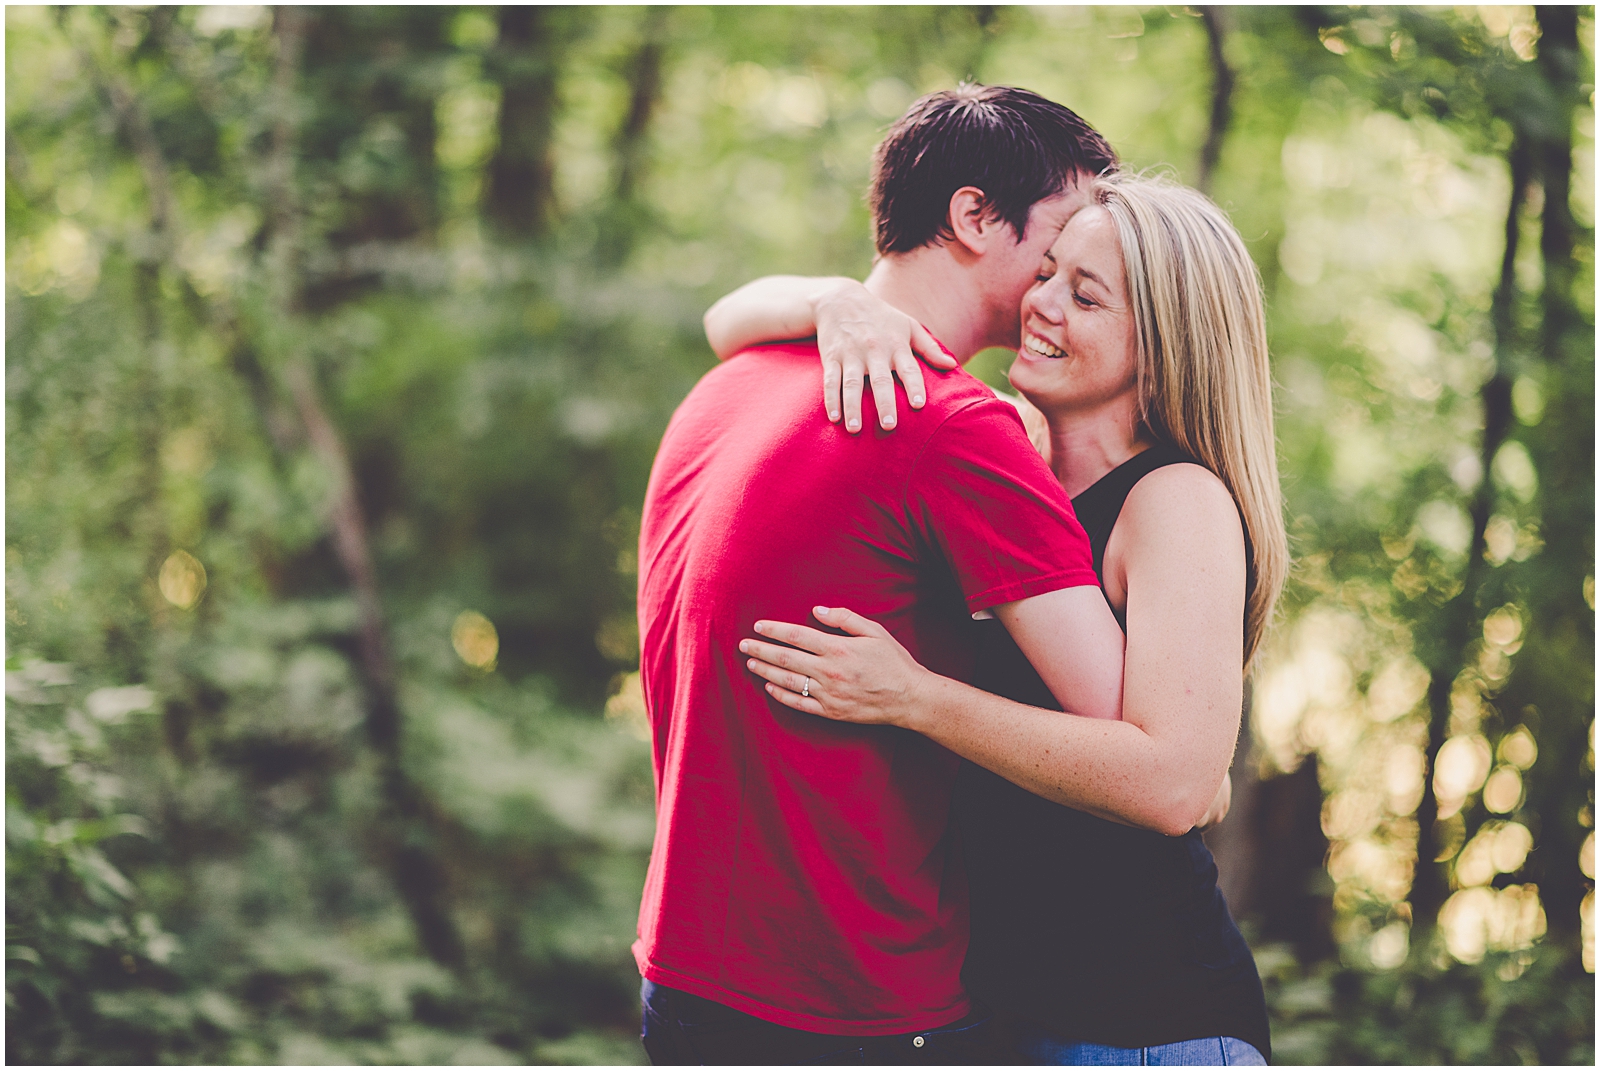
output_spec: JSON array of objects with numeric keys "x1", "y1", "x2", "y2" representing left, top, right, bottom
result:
[
  {"x1": 6, "y1": 4, "x2": 1593, "y2": 1065},
  {"x1": 1261, "y1": 941, "x2": 1595, "y2": 1064},
  {"x1": 5, "y1": 642, "x2": 652, "y2": 1063}
]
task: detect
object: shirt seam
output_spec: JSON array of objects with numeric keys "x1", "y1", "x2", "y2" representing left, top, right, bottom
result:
[{"x1": 898, "y1": 393, "x2": 1013, "y2": 522}]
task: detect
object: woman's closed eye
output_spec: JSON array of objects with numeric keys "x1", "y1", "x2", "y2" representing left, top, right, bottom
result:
[{"x1": 1073, "y1": 290, "x2": 1097, "y2": 309}]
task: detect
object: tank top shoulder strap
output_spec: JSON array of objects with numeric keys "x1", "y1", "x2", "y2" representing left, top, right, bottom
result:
[{"x1": 1070, "y1": 442, "x2": 1204, "y2": 580}]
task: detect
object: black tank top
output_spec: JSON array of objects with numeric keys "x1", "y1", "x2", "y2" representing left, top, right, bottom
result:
[{"x1": 954, "y1": 442, "x2": 1271, "y2": 1060}]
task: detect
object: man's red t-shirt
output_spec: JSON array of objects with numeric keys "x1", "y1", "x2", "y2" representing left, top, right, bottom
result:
[{"x1": 633, "y1": 341, "x2": 1098, "y2": 1035}]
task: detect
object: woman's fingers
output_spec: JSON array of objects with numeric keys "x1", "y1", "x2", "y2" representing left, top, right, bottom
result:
[
  {"x1": 821, "y1": 355, "x2": 843, "y2": 424},
  {"x1": 746, "y1": 652, "x2": 839, "y2": 720},
  {"x1": 911, "y1": 321, "x2": 958, "y2": 370},
  {"x1": 739, "y1": 636, "x2": 825, "y2": 678},
  {"x1": 761, "y1": 680, "x2": 828, "y2": 717},
  {"x1": 746, "y1": 657, "x2": 810, "y2": 696},
  {"x1": 892, "y1": 342, "x2": 927, "y2": 411},
  {"x1": 811, "y1": 606, "x2": 890, "y2": 640},
  {"x1": 750, "y1": 619, "x2": 836, "y2": 654},
  {"x1": 869, "y1": 359, "x2": 899, "y2": 431},
  {"x1": 840, "y1": 358, "x2": 866, "y2": 433},
  {"x1": 861, "y1": 334, "x2": 900, "y2": 430},
  {"x1": 826, "y1": 331, "x2": 904, "y2": 433}
]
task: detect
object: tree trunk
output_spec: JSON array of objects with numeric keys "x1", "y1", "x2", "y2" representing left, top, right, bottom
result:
[
  {"x1": 484, "y1": 5, "x2": 560, "y2": 241},
  {"x1": 613, "y1": 11, "x2": 667, "y2": 207},
  {"x1": 1196, "y1": 7, "x2": 1235, "y2": 195},
  {"x1": 1520, "y1": 4, "x2": 1593, "y2": 943},
  {"x1": 597, "y1": 9, "x2": 670, "y2": 266},
  {"x1": 1412, "y1": 138, "x2": 1532, "y2": 939},
  {"x1": 1188, "y1": 3, "x2": 1260, "y2": 931},
  {"x1": 268, "y1": 5, "x2": 467, "y2": 972},
  {"x1": 1205, "y1": 682, "x2": 1262, "y2": 919},
  {"x1": 1534, "y1": 6, "x2": 1578, "y2": 342},
  {"x1": 1252, "y1": 755, "x2": 1335, "y2": 961}
]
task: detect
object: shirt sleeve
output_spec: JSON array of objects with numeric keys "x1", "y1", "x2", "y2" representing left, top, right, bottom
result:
[{"x1": 905, "y1": 398, "x2": 1099, "y2": 615}]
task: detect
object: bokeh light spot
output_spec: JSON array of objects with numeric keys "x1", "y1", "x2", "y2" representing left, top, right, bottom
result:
[
  {"x1": 1440, "y1": 883, "x2": 1546, "y2": 964},
  {"x1": 1511, "y1": 375, "x2": 1545, "y2": 424},
  {"x1": 1483, "y1": 515, "x2": 1518, "y2": 564},
  {"x1": 1434, "y1": 733, "x2": 1491, "y2": 818},
  {"x1": 1492, "y1": 441, "x2": 1538, "y2": 502},
  {"x1": 1498, "y1": 725, "x2": 1538, "y2": 770},
  {"x1": 1482, "y1": 765, "x2": 1523, "y2": 813},
  {"x1": 1367, "y1": 656, "x2": 1429, "y2": 722},
  {"x1": 1385, "y1": 743, "x2": 1426, "y2": 815},
  {"x1": 605, "y1": 672, "x2": 650, "y2": 742},
  {"x1": 1582, "y1": 890, "x2": 1595, "y2": 973},
  {"x1": 451, "y1": 610, "x2": 499, "y2": 670},
  {"x1": 1491, "y1": 822, "x2": 1533, "y2": 874},
  {"x1": 1369, "y1": 921, "x2": 1409, "y2": 969},
  {"x1": 1456, "y1": 826, "x2": 1499, "y2": 887},
  {"x1": 158, "y1": 550, "x2": 207, "y2": 609},
  {"x1": 1482, "y1": 605, "x2": 1524, "y2": 649}
]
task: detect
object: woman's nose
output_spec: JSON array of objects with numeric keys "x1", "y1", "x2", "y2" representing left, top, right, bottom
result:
[{"x1": 1025, "y1": 285, "x2": 1065, "y2": 325}]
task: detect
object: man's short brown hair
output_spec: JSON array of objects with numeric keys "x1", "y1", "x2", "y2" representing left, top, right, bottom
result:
[{"x1": 869, "y1": 84, "x2": 1117, "y2": 255}]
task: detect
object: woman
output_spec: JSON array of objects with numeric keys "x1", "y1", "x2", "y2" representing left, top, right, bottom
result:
[{"x1": 711, "y1": 173, "x2": 1287, "y2": 1065}]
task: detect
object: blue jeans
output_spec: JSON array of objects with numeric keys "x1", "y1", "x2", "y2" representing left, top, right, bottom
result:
[
  {"x1": 640, "y1": 980, "x2": 998, "y2": 1064},
  {"x1": 1012, "y1": 1023, "x2": 1268, "y2": 1066}
]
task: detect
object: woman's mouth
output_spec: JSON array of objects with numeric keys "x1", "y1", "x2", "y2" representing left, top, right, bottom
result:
[{"x1": 1022, "y1": 334, "x2": 1065, "y2": 359}]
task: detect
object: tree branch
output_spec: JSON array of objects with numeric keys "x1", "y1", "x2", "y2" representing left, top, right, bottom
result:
[
  {"x1": 1412, "y1": 141, "x2": 1532, "y2": 935},
  {"x1": 613, "y1": 10, "x2": 667, "y2": 206},
  {"x1": 1197, "y1": 7, "x2": 1236, "y2": 195}
]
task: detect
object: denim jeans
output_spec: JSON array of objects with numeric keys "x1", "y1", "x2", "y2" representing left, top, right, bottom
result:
[
  {"x1": 1011, "y1": 1023, "x2": 1268, "y2": 1066},
  {"x1": 640, "y1": 980, "x2": 998, "y2": 1065}
]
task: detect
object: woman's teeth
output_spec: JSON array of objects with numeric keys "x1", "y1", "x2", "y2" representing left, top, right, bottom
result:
[{"x1": 1024, "y1": 335, "x2": 1065, "y2": 359}]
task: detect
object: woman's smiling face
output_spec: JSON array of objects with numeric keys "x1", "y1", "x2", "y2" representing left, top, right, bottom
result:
[{"x1": 1007, "y1": 204, "x2": 1139, "y2": 418}]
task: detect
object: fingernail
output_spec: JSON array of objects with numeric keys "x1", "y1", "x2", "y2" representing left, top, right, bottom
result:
[
  {"x1": 828, "y1": 410, "x2": 840, "y2": 420},
  {"x1": 753, "y1": 622, "x2": 767, "y2": 633},
  {"x1": 814, "y1": 606, "x2": 830, "y2": 616},
  {"x1": 847, "y1": 421, "x2": 860, "y2": 431},
  {"x1": 883, "y1": 418, "x2": 895, "y2": 428},
  {"x1": 739, "y1": 640, "x2": 749, "y2": 653},
  {"x1": 912, "y1": 395, "x2": 924, "y2": 406}
]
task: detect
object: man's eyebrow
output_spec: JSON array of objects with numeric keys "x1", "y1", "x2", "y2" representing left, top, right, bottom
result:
[{"x1": 1042, "y1": 251, "x2": 1056, "y2": 264}]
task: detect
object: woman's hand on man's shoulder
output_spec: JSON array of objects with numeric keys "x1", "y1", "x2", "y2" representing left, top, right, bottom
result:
[{"x1": 812, "y1": 282, "x2": 954, "y2": 434}]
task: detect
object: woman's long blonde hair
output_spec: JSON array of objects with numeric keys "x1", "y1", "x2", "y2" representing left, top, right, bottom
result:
[{"x1": 1067, "y1": 173, "x2": 1288, "y2": 670}]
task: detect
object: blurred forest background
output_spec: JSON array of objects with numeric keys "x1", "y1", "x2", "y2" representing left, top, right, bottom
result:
[{"x1": 5, "y1": 5, "x2": 1594, "y2": 1064}]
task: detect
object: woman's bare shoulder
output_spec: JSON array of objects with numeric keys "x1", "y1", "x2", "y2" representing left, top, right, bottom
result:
[{"x1": 1118, "y1": 460, "x2": 1244, "y2": 555}]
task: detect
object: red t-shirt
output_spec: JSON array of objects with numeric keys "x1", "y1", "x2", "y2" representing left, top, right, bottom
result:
[{"x1": 633, "y1": 341, "x2": 1097, "y2": 1035}]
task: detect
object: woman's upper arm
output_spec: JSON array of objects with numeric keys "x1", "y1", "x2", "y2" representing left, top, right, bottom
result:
[
  {"x1": 1113, "y1": 466, "x2": 1248, "y2": 802},
  {"x1": 994, "y1": 584, "x2": 1126, "y2": 722}
]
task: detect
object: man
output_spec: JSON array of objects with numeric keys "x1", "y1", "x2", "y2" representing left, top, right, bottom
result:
[{"x1": 634, "y1": 85, "x2": 1122, "y2": 1064}]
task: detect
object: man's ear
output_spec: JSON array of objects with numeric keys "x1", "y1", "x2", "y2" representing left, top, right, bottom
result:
[{"x1": 946, "y1": 186, "x2": 1008, "y2": 256}]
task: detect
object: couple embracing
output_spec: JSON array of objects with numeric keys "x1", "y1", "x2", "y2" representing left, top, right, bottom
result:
[{"x1": 632, "y1": 84, "x2": 1287, "y2": 1066}]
